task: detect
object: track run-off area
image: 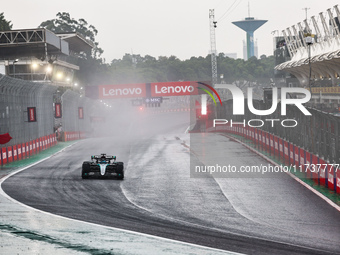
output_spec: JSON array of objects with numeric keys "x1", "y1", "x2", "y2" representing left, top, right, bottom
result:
[{"x1": 1, "y1": 111, "x2": 339, "y2": 255}]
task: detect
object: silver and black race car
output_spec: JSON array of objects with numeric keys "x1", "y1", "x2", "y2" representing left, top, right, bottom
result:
[{"x1": 82, "y1": 153, "x2": 124, "y2": 179}]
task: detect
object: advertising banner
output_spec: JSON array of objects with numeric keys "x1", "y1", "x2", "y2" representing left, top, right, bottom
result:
[
  {"x1": 42, "y1": 137, "x2": 46, "y2": 150},
  {"x1": 99, "y1": 83, "x2": 146, "y2": 99},
  {"x1": 318, "y1": 158, "x2": 327, "y2": 187},
  {"x1": 327, "y1": 163, "x2": 335, "y2": 191},
  {"x1": 305, "y1": 151, "x2": 311, "y2": 179},
  {"x1": 311, "y1": 154, "x2": 319, "y2": 184},
  {"x1": 151, "y1": 81, "x2": 198, "y2": 97},
  {"x1": 27, "y1": 107, "x2": 37, "y2": 122},
  {"x1": 22, "y1": 143, "x2": 26, "y2": 159},
  {"x1": 55, "y1": 103, "x2": 62, "y2": 118},
  {"x1": 254, "y1": 129, "x2": 259, "y2": 146},
  {"x1": 274, "y1": 136, "x2": 279, "y2": 157},
  {"x1": 36, "y1": 139, "x2": 40, "y2": 153},
  {"x1": 278, "y1": 138, "x2": 283, "y2": 161},
  {"x1": 7, "y1": 146, "x2": 12, "y2": 163},
  {"x1": 336, "y1": 166, "x2": 340, "y2": 194},
  {"x1": 1, "y1": 147, "x2": 7, "y2": 165},
  {"x1": 269, "y1": 134, "x2": 274, "y2": 155},
  {"x1": 29, "y1": 141, "x2": 33, "y2": 155},
  {"x1": 13, "y1": 145, "x2": 17, "y2": 161},
  {"x1": 78, "y1": 107, "x2": 84, "y2": 119},
  {"x1": 17, "y1": 144, "x2": 22, "y2": 160},
  {"x1": 299, "y1": 148, "x2": 305, "y2": 176},
  {"x1": 32, "y1": 140, "x2": 36, "y2": 154},
  {"x1": 294, "y1": 146, "x2": 299, "y2": 167},
  {"x1": 284, "y1": 141, "x2": 289, "y2": 165}
]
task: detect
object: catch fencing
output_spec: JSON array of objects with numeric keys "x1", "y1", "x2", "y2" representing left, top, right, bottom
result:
[
  {"x1": 214, "y1": 99, "x2": 340, "y2": 165},
  {"x1": 0, "y1": 75, "x2": 98, "y2": 166},
  {"x1": 60, "y1": 90, "x2": 95, "y2": 141},
  {"x1": 201, "y1": 99, "x2": 340, "y2": 194},
  {"x1": 0, "y1": 75, "x2": 56, "y2": 146}
]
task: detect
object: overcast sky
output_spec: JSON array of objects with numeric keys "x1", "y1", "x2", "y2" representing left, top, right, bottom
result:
[{"x1": 2, "y1": 0, "x2": 340, "y2": 62}]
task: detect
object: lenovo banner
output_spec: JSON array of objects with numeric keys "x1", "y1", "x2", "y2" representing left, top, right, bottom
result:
[
  {"x1": 27, "y1": 107, "x2": 37, "y2": 122},
  {"x1": 55, "y1": 103, "x2": 62, "y2": 118},
  {"x1": 78, "y1": 107, "x2": 84, "y2": 119},
  {"x1": 151, "y1": 81, "x2": 198, "y2": 97},
  {"x1": 99, "y1": 83, "x2": 146, "y2": 99}
]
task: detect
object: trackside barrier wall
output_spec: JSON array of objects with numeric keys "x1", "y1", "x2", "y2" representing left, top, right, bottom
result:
[
  {"x1": 0, "y1": 74, "x2": 84, "y2": 166},
  {"x1": 61, "y1": 90, "x2": 95, "y2": 141},
  {"x1": 205, "y1": 121, "x2": 339, "y2": 194}
]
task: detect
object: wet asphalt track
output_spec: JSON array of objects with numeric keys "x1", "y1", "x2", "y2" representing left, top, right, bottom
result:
[{"x1": 2, "y1": 111, "x2": 340, "y2": 255}]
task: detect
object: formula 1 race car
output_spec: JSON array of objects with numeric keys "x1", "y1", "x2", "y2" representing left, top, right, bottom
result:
[{"x1": 82, "y1": 154, "x2": 124, "y2": 179}]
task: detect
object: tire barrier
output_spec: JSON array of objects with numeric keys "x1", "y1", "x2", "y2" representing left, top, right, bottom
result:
[{"x1": 204, "y1": 122, "x2": 340, "y2": 194}]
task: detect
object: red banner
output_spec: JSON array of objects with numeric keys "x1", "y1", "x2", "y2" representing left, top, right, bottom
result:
[
  {"x1": 29, "y1": 141, "x2": 33, "y2": 156},
  {"x1": 289, "y1": 144, "x2": 294, "y2": 165},
  {"x1": 294, "y1": 146, "x2": 299, "y2": 167},
  {"x1": 269, "y1": 134, "x2": 274, "y2": 155},
  {"x1": 99, "y1": 83, "x2": 146, "y2": 99},
  {"x1": 328, "y1": 163, "x2": 335, "y2": 191},
  {"x1": 151, "y1": 81, "x2": 198, "y2": 97},
  {"x1": 274, "y1": 136, "x2": 279, "y2": 157},
  {"x1": 25, "y1": 142, "x2": 29, "y2": 156},
  {"x1": 336, "y1": 166, "x2": 340, "y2": 194},
  {"x1": 7, "y1": 146, "x2": 13, "y2": 163},
  {"x1": 261, "y1": 131, "x2": 266, "y2": 150},
  {"x1": 78, "y1": 107, "x2": 84, "y2": 119},
  {"x1": 1, "y1": 147, "x2": 7, "y2": 165},
  {"x1": 298, "y1": 148, "x2": 306, "y2": 176},
  {"x1": 17, "y1": 144, "x2": 22, "y2": 160},
  {"x1": 22, "y1": 143, "x2": 26, "y2": 159},
  {"x1": 284, "y1": 141, "x2": 289, "y2": 165},
  {"x1": 319, "y1": 158, "x2": 327, "y2": 187},
  {"x1": 266, "y1": 133, "x2": 270, "y2": 152},
  {"x1": 32, "y1": 140, "x2": 36, "y2": 154},
  {"x1": 27, "y1": 107, "x2": 37, "y2": 122},
  {"x1": 311, "y1": 155, "x2": 319, "y2": 183},
  {"x1": 13, "y1": 145, "x2": 17, "y2": 161},
  {"x1": 36, "y1": 139, "x2": 40, "y2": 153},
  {"x1": 305, "y1": 151, "x2": 311, "y2": 179},
  {"x1": 55, "y1": 103, "x2": 62, "y2": 118},
  {"x1": 278, "y1": 138, "x2": 283, "y2": 161}
]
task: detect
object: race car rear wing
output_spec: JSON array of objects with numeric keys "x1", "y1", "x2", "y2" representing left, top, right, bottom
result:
[{"x1": 91, "y1": 154, "x2": 116, "y2": 161}]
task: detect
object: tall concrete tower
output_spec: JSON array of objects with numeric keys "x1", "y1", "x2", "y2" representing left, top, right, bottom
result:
[{"x1": 232, "y1": 17, "x2": 267, "y2": 60}]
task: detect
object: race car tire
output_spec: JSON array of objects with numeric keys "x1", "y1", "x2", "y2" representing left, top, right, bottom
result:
[
  {"x1": 117, "y1": 162, "x2": 124, "y2": 180},
  {"x1": 82, "y1": 161, "x2": 91, "y2": 179}
]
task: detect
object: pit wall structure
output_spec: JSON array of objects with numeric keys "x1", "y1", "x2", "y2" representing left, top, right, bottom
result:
[{"x1": 0, "y1": 75, "x2": 99, "y2": 166}]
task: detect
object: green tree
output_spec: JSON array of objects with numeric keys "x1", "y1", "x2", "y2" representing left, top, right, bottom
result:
[
  {"x1": 39, "y1": 12, "x2": 103, "y2": 59},
  {"x1": 0, "y1": 13, "x2": 12, "y2": 31}
]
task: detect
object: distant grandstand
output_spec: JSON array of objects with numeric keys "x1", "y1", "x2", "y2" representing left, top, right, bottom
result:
[
  {"x1": 274, "y1": 5, "x2": 340, "y2": 112},
  {"x1": 0, "y1": 28, "x2": 93, "y2": 86}
]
